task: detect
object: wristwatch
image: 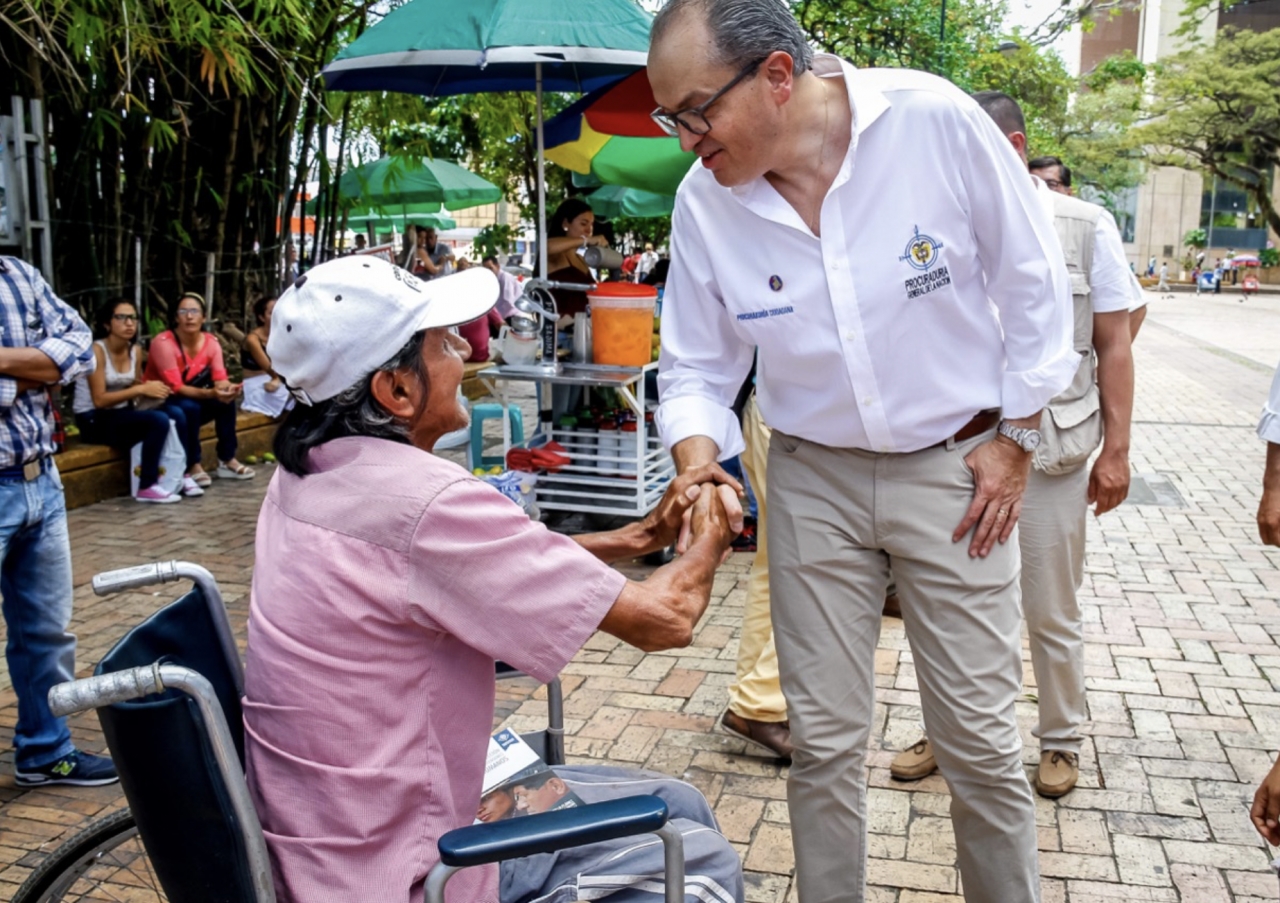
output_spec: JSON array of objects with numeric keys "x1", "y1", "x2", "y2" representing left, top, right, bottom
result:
[{"x1": 997, "y1": 419, "x2": 1042, "y2": 452}]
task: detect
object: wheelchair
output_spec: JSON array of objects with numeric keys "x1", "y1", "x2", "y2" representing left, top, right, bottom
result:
[{"x1": 16, "y1": 561, "x2": 686, "y2": 903}]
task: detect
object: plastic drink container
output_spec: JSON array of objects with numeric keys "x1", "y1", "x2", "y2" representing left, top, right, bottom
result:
[{"x1": 589, "y1": 284, "x2": 658, "y2": 366}]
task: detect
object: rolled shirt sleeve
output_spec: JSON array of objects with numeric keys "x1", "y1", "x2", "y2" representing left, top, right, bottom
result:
[
  {"x1": 957, "y1": 104, "x2": 1076, "y2": 419},
  {"x1": 655, "y1": 201, "x2": 755, "y2": 461},
  {"x1": 407, "y1": 479, "x2": 626, "y2": 684},
  {"x1": 1260, "y1": 360, "x2": 1280, "y2": 445},
  {"x1": 1090, "y1": 212, "x2": 1137, "y2": 315},
  {"x1": 0, "y1": 261, "x2": 93, "y2": 406}
]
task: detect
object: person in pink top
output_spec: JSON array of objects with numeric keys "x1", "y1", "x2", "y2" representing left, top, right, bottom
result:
[
  {"x1": 246, "y1": 257, "x2": 745, "y2": 903},
  {"x1": 143, "y1": 291, "x2": 254, "y2": 491}
]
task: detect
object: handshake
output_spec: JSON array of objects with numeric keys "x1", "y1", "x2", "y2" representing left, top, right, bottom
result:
[{"x1": 642, "y1": 463, "x2": 744, "y2": 559}]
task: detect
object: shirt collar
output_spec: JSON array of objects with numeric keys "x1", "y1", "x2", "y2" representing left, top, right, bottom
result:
[{"x1": 728, "y1": 54, "x2": 891, "y2": 213}]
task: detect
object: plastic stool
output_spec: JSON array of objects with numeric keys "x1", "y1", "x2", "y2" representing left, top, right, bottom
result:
[{"x1": 470, "y1": 404, "x2": 525, "y2": 468}]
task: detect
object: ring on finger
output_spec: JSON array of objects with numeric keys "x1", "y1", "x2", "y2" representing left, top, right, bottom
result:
[{"x1": 996, "y1": 508, "x2": 1009, "y2": 518}]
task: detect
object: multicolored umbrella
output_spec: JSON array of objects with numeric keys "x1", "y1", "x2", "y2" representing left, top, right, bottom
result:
[
  {"x1": 1228, "y1": 253, "x2": 1261, "y2": 267},
  {"x1": 322, "y1": 0, "x2": 652, "y2": 277},
  {"x1": 545, "y1": 69, "x2": 696, "y2": 196},
  {"x1": 585, "y1": 185, "x2": 674, "y2": 219}
]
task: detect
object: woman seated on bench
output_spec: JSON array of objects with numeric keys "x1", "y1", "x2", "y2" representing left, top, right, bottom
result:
[
  {"x1": 240, "y1": 295, "x2": 292, "y2": 418},
  {"x1": 144, "y1": 292, "x2": 255, "y2": 486},
  {"x1": 246, "y1": 257, "x2": 745, "y2": 903},
  {"x1": 72, "y1": 299, "x2": 189, "y2": 503}
]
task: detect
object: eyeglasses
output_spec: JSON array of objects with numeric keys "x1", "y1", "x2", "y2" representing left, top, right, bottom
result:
[
  {"x1": 1042, "y1": 179, "x2": 1065, "y2": 191},
  {"x1": 650, "y1": 57, "x2": 767, "y2": 137},
  {"x1": 112, "y1": 314, "x2": 139, "y2": 323},
  {"x1": 176, "y1": 308, "x2": 203, "y2": 317}
]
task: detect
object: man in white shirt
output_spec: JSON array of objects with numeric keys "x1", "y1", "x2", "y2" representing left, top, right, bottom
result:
[
  {"x1": 1028, "y1": 157, "x2": 1150, "y2": 342},
  {"x1": 647, "y1": 2, "x2": 1075, "y2": 900},
  {"x1": 638, "y1": 243, "x2": 659, "y2": 281},
  {"x1": 893, "y1": 93, "x2": 1135, "y2": 800},
  {"x1": 1157, "y1": 261, "x2": 1171, "y2": 292}
]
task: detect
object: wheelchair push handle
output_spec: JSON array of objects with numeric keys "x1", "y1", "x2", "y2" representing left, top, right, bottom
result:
[
  {"x1": 48, "y1": 664, "x2": 165, "y2": 717},
  {"x1": 92, "y1": 561, "x2": 183, "y2": 596}
]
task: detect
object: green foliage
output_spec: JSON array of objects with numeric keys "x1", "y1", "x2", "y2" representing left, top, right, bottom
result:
[
  {"x1": 1261, "y1": 248, "x2": 1280, "y2": 269},
  {"x1": 1183, "y1": 228, "x2": 1207, "y2": 249},
  {"x1": 472, "y1": 224, "x2": 518, "y2": 261},
  {"x1": 1137, "y1": 27, "x2": 1280, "y2": 238}
]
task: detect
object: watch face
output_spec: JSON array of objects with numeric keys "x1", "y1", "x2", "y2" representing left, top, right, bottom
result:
[{"x1": 1023, "y1": 431, "x2": 1042, "y2": 451}]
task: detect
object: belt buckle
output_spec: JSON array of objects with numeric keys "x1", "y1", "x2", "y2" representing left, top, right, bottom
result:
[{"x1": 23, "y1": 460, "x2": 40, "y2": 481}]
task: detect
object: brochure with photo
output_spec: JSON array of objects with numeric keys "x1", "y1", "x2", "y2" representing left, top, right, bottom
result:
[{"x1": 476, "y1": 728, "x2": 585, "y2": 823}]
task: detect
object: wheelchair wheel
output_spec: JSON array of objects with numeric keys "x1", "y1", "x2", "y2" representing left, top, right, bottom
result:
[{"x1": 14, "y1": 809, "x2": 168, "y2": 902}]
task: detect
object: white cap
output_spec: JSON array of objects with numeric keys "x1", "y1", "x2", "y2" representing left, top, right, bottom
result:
[{"x1": 268, "y1": 256, "x2": 498, "y2": 404}]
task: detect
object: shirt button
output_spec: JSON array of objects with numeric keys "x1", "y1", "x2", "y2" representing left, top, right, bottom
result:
[
  {"x1": 830, "y1": 261, "x2": 840, "y2": 271},
  {"x1": 863, "y1": 397, "x2": 875, "y2": 406},
  {"x1": 844, "y1": 330, "x2": 856, "y2": 342}
]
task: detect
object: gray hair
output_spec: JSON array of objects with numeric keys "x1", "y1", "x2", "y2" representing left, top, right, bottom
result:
[
  {"x1": 652, "y1": 0, "x2": 813, "y2": 77},
  {"x1": 274, "y1": 330, "x2": 429, "y2": 476}
]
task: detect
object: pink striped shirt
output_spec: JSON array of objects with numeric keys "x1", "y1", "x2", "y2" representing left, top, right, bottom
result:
[{"x1": 243, "y1": 436, "x2": 625, "y2": 902}]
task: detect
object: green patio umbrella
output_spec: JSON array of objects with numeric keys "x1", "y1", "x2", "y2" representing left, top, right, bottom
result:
[
  {"x1": 585, "y1": 185, "x2": 674, "y2": 219},
  {"x1": 345, "y1": 209, "x2": 458, "y2": 232},
  {"x1": 307, "y1": 157, "x2": 502, "y2": 214}
]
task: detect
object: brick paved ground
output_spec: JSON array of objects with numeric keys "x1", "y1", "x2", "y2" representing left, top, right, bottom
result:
[{"x1": 2, "y1": 292, "x2": 1280, "y2": 901}]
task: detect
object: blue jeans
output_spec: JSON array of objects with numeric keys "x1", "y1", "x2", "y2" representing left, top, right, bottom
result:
[
  {"x1": 77, "y1": 407, "x2": 175, "y2": 489},
  {"x1": 163, "y1": 396, "x2": 237, "y2": 468},
  {"x1": 0, "y1": 466, "x2": 76, "y2": 769}
]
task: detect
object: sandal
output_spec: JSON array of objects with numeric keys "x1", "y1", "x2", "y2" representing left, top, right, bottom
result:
[
  {"x1": 216, "y1": 460, "x2": 256, "y2": 480},
  {"x1": 189, "y1": 470, "x2": 213, "y2": 488}
]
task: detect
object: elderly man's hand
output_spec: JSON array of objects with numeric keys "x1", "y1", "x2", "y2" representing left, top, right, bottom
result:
[
  {"x1": 643, "y1": 463, "x2": 743, "y2": 554},
  {"x1": 954, "y1": 435, "x2": 1032, "y2": 558},
  {"x1": 688, "y1": 479, "x2": 735, "y2": 557}
]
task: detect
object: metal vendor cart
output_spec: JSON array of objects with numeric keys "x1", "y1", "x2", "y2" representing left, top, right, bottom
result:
[{"x1": 479, "y1": 362, "x2": 674, "y2": 517}]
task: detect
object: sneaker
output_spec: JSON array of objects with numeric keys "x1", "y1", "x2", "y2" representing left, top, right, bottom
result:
[
  {"x1": 16, "y1": 750, "x2": 119, "y2": 787},
  {"x1": 135, "y1": 485, "x2": 181, "y2": 504},
  {"x1": 890, "y1": 738, "x2": 938, "y2": 781},
  {"x1": 1035, "y1": 750, "x2": 1079, "y2": 798},
  {"x1": 180, "y1": 476, "x2": 205, "y2": 497},
  {"x1": 730, "y1": 517, "x2": 758, "y2": 553}
]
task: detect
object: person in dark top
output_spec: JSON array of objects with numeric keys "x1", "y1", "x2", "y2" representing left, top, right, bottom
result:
[{"x1": 543, "y1": 198, "x2": 610, "y2": 318}]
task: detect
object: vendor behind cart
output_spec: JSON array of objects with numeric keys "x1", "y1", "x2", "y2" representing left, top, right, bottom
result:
[{"x1": 244, "y1": 256, "x2": 745, "y2": 903}]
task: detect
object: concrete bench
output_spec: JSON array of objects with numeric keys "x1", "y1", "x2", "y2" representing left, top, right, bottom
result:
[{"x1": 55, "y1": 410, "x2": 280, "y2": 509}]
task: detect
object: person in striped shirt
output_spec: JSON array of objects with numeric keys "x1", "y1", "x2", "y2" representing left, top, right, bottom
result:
[{"x1": 0, "y1": 255, "x2": 118, "y2": 787}]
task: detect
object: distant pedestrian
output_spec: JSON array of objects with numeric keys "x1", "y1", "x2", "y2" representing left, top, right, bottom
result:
[
  {"x1": 1157, "y1": 261, "x2": 1171, "y2": 293},
  {"x1": 0, "y1": 255, "x2": 119, "y2": 788},
  {"x1": 1214, "y1": 260, "x2": 1224, "y2": 294},
  {"x1": 638, "y1": 243, "x2": 659, "y2": 281},
  {"x1": 1147, "y1": 255, "x2": 1156, "y2": 277}
]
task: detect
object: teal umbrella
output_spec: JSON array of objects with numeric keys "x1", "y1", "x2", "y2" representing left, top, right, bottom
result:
[
  {"x1": 345, "y1": 209, "x2": 458, "y2": 232},
  {"x1": 322, "y1": 0, "x2": 652, "y2": 278},
  {"x1": 585, "y1": 185, "x2": 674, "y2": 219},
  {"x1": 307, "y1": 157, "x2": 502, "y2": 213}
]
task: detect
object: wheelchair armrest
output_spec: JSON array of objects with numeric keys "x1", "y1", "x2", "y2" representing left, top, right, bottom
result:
[{"x1": 437, "y1": 795, "x2": 669, "y2": 868}]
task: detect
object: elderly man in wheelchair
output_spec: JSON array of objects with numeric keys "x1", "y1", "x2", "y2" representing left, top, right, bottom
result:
[{"x1": 246, "y1": 259, "x2": 742, "y2": 902}]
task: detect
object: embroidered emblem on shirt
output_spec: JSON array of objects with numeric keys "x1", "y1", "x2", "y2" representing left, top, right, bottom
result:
[
  {"x1": 899, "y1": 226, "x2": 944, "y2": 271},
  {"x1": 899, "y1": 225, "x2": 950, "y2": 298},
  {"x1": 769, "y1": 275, "x2": 783, "y2": 292}
]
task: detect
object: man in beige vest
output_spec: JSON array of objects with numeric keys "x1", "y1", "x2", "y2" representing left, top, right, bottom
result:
[{"x1": 892, "y1": 92, "x2": 1135, "y2": 798}]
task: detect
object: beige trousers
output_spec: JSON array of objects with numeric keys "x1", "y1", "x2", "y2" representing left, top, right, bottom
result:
[
  {"x1": 1021, "y1": 464, "x2": 1089, "y2": 754},
  {"x1": 767, "y1": 429, "x2": 1040, "y2": 903},
  {"x1": 728, "y1": 395, "x2": 787, "y2": 722}
]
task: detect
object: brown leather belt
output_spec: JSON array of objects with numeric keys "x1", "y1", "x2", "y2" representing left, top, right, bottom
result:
[{"x1": 930, "y1": 409, "x2": 1000, "y2": 449}]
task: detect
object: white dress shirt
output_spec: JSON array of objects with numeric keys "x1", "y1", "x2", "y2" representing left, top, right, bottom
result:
[
  {"x1": 494, "y1": 268, "x2": 522, "y2": 319},
  {"x1": 656, "y1": 56, "x2": 1076, "y2": 458},
  {"x1": 1260, "y1": 361, "x2": 1280, "y2": 445}
]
